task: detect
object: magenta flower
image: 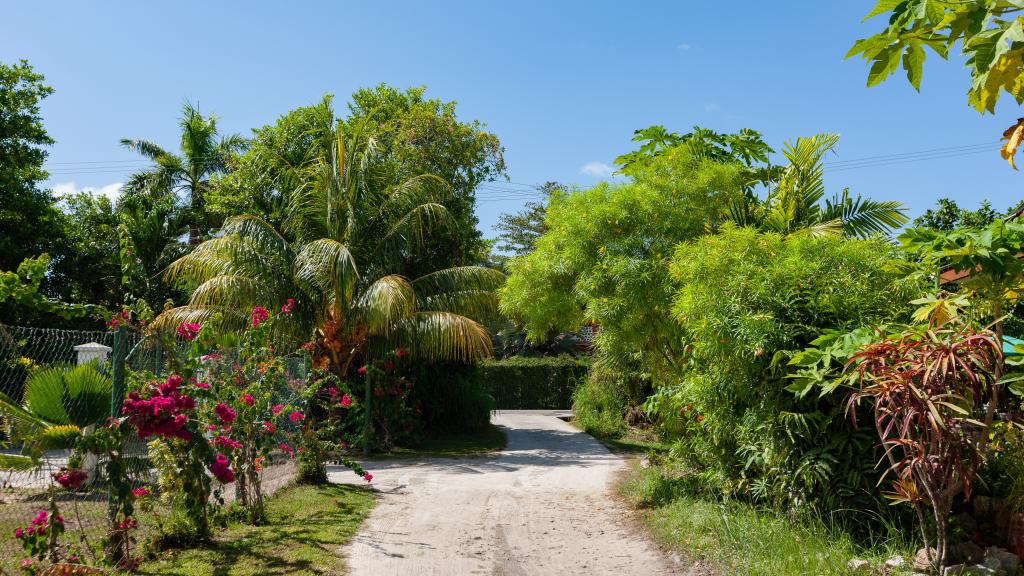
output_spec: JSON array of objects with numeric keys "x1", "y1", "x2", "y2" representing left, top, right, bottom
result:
[
  {"x1": 214, "y1": 403, "x2": 237, "y2": 424},
  {"x1": 175, "y1": 322, "x2": 202, "y2": 341},
  {"x1": 289, "y1": 411, "x2": 304, "y2": 423},
  {"x1": 262, "y1": 421, "x2": 276, "y2": 434},
  {"x1": 362, "y1": 472, "x2": 373, "y2": 483},
  {"x1": 131, "y1": 487, "x2": 150, "y2": 497},
  {"x1": 357, "y1": 366, "x2": 367, "y2": 376},
  {"x1": 195, "y1": 381, "x2": 210, "y2": 389},
  {"x1": 31, "y1": 510, "x2": 47, "y2": 527},
  {"x1": 251, "y1": 306, "x2": 270, "y2": 328},
  {"x1": 53, "y1": 468, "x2": 87, "y2": 489},
  {"x1": 214, "y1": 436, "x2": 242, "y2": 450},
  {"x1": 14, "y1": 527, "x2": 23, "y2": 539},
  {"x1": 240, "y1": 393, "x2": 255, "y2": 406},
  {"x1": 209, "y1": 453, "x2": 235, "y2": 483},
  {"x1": 384, "y1": 360, "x2": 395, "y2": 372},
  {"x1": 281, "y1": 298, "x2": 296, "y2": 314},
  {"x1": 279, "y1": 442, "x2": 295, "y2": 458},
  {"x1": 271, "y1": 403, "x2": 284, "y2": 415},
  {"x1": 340, "y1": 394, "x2": 352, "y2": 408}
]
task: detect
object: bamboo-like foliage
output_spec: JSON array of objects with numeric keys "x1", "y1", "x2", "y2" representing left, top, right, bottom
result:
[{"x1": 156, "y1": 105, "x2": 504, "y2": 371}]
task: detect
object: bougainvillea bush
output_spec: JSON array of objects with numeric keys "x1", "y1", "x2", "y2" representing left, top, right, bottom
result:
[{"x1": 37, "y1": 301, "x2": 373, "y2": 573}]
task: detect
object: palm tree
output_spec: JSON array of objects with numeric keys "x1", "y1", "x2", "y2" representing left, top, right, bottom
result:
[
  {"x1": 121, "y1": 103, "x2": 246, "y2": 245},
  {"x1": 730, "y1": 133, "x2": 908, "y2": 238},
  {"x1": 151, "y1": 107, "x2": 504, "y2": 373}
]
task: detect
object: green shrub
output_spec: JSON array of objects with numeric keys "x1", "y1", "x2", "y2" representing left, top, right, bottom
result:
[
  {"x1": 481, "y1": 356, "x2": 588, "y2": 410},
  {"x1": 408, "y1": 362, "x2": 494, "y2": 433},
  {"x1": 571, "y1": 365, "x2": 648, "y2": 439}
]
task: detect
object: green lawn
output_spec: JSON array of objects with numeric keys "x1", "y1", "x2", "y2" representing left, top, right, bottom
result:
[
  {"x1": 137, "y1": 483, "x2": 375, "y2": 576},
  {"x1": 368, "y1": 423, "x2": 506, "y2": 459},
  {"x1": 618, "y1": 464, "x2": 911, "y2": 576}
]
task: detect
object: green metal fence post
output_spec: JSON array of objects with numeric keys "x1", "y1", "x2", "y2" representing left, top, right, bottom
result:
[
  {"x1": 154, "y1": 338, "x2": 164, "y2": 376},
  {"x1": 111, "y1": 326, "x2": 127, "y2": 418},
  {"x1": 363, "y1": 373, "x2": 372, "y2": 456},
  {"x1": 108, "y1": 325, "x2": 127, "y2": 522}
]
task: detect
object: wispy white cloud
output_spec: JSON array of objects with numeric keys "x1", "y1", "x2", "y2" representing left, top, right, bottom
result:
[
  {"x1": 677, "y1": 42, "x2": 692, "y2": 51},
  {"x1": 579, "y1": 162, "x2": 615, "y2": 178},
  {"x1": 52, "y1": 181, "x2": 124, "y2": 202}
]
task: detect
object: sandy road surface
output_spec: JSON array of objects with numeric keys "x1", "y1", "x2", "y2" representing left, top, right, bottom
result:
[{"x1": 330, "y1": 410, "x2": 674, "y2": 575}]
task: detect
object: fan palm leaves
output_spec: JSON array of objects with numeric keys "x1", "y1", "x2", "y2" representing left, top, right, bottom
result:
[
  {"x1": 155, "y1": 107, "x2": 504, "y2": 373},
  {"x1": 0, "y1": 364, "x2": 111, "y2": 470},
  {"x1": 731, "y1": 133, "x2": 907, "y2": 238},
  {"x1": 122, "y1": 102, "x2": 247, "y2": 244}
]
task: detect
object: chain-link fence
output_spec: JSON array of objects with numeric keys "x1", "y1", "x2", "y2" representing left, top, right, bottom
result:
[{"x1": 0, "y1": 323, "x2": 304, "y2": 572}]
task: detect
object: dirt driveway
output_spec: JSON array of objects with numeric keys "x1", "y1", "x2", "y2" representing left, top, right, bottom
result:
[{"x1": 329, "y1": 410, "x2": 674, "y2": 575}]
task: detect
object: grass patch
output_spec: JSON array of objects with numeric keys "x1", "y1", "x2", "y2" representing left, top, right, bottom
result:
[
  {"x1": 137, "y1": 483, "x2": 375, "y2": 576},
  {"x1": 596, "y1": 427, "x2": 669, "y2": 456},
  {"x1": 618, "y1": 464, "x2": 910, "y2": 576},
  {"x1": 369, "y1": 423, "x2": 506, "y2": 459}
]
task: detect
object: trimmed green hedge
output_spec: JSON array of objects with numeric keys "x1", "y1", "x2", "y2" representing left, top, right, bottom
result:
[{"x1": 481, "y1": 356, "x2": 589, "y2": 410}]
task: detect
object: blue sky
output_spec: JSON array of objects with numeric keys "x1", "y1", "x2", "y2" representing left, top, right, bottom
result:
[{"x1": 3, "y1": 1, "x2": 1022, "y2": 237}]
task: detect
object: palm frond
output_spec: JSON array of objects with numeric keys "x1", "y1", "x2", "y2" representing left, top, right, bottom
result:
[
  {"x1": 392, "y1": 311, "x2": 493, "y2": 362},
  {"x1": 419, "y1": 289, "x2": 501, "y2": 320},
  {"x1": 822, "y1": 189, "x2": 908, "y2": 238},
  {"x1": 354, "y1": 275, "x2": 416, "y2": 337},
  {"x1": 120, "y1": 138, "x2": 172, "y2": 161},
  {"x1": 412, "y1": 266, "x2": 506, "y2": 296},
  {"x1": 377, "y1": 203, "x2": 453, "y2": 260},
  {"x1": 295, "y1": 239, "x2": 359, "y2": 308}
]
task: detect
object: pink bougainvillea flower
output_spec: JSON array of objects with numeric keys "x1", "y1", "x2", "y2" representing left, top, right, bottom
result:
[
  {"x1": 214, "y1": 436, "x2": 242, "y2": 450},
  {"x1": 384, "y1": 360, "x2": 395, "y2": 372},
  {"x1": 251, "y1": 306, "x2": 270, "y2": 328},
  {"x1": 31, "y1": 511, "x2": 47, "y2": 527},
  {"x1": 121, "y1": 310, "x2": 130, "y2": 320},
  {"x1": 288, "y1": 411, "x2": 304, "y2": 423},
  {"x1": 271, "y1": 403, "x2": 284, "y2": 415},
  {"x1": 279, "y1": 442, "x2": 295, "y2": 458},
  {"x1": 362, "y1": 472, "x2": 373, "y2": 483},
  {"x1": 262, "y1": 421, "x2": 276, "y2": 434},
  {"x1": 240, "y1": 393, "x2": 255, "y2": 406},
  {"x1": 281, "y1": 298, "x2": 296, "y2": 314},
  {"x1": 131, "y1": 487, "x2": 151, "y2": 497},
  {"x1": 394, "y1": 347, "x2": 408, "y2": 358},
  {"x1": 200, "y1": 353, "x2": 221, "y2": 362},
  {"x1": 175, "y1": 322, "x2": 202, "y2": 341},
  {"x1": 340, "y1": 394, "x2": 352, "y2": 408},
  {"x1": 209, "y1": 453, "x2": 235, "y2": 483},
  {"x1": 20, "y1": 559, "x2": 32, "y2": 568},
  {"x1": 14, "y1": 527, "x2": 23, "y2": 538},
  {"x1": 328, "y1": 387, "x2": 338, "y2": 397},
  {"x1": 53, "y1": 468, "x2": 87, "y2": 489},
  {"x1": 214, "y1": 403, "x2": 237, "y2": 424},
  {"x1": 195, "y1": 381, "x2": 210, "y2": 390},
  {"x1": 357, "y1": 366, "x2": 367, "y2": 376}
]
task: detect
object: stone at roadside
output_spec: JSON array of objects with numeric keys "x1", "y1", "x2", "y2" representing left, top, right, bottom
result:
[
  {"x1": 847, "y1": 558, "x2": 871, "y2": 572},
  {"x1": 942, "y1": 564, "x2": 967, "y2": 576},
  {"x1": 915, "y1": 548, "x2": 939, "y2": 572},
  {"x1": 885, "y1": 555, "x2": 907, "y2": 569},
  {"x1": 984, "y1": 547, "x2": 1021, "y2": 574},
  {"x1": 952, "y1": 542, "x2": 986, "y2": 564}
]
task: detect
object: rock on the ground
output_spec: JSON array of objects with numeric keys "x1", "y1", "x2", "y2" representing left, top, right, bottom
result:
[
  {"x1": 915, "y1": 548, "x2": 939, "y2": 571},
  {"x1": 886, "y1": 555, "x2": 907, "y2": 569},
  {"x1": 847, "y1": 558, "x2": 870, "y2": 572},
  {"x1": 984, "y1": 547, "x2": 1021, "y2": 575}
]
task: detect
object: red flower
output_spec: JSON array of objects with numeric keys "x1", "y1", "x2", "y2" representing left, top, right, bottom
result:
[
  {"x1": 214, "y1": 403, "x2": 237, "y2": 424},
  {"x1": 384, "y1": 360, "x2": 395, "y2": 372},
  {"x1": 281, "y1": 298, "x2": 296, "y2": 314},
  {"x1": 53, "y1": 468, "x2": 87, "y2": 489},
  {"x1": 175, "y1": 322, "x2": 202, "y2": 341},
  {"x1": 251, "y1": 306, "x2": 270, "y2": 328},
  {"x1": 362, "y1": 472, "x2": 373, "y2": 483},
  {"x1": 357, "y1": 366, "x2": 367, "y2": 376},
  {"x1": 214, "y1": 436, "x2": 243, "y2": 450},
  {"x1": 271, "y1": 403, "x2": 284, "y2": 414},
  {"x1": 394, "y1": 348, "x2": 408, "y2": 358},
  {"x1": 340, "y1": 394, "x2": 352, "y2": 408},
  {"x1": 209, "y1": 453, "x2": 235, "y2": 483},
  {"x1": 195, "y1": 381, "x2": 210, "y2": 389},
  {"x1": 289, "y1": 411, "x2": 304, "y2": 423},
  {"x1": 279, "y1": 442, "x2": 295, "y2": 458},
  {"x1": 328, "y1": 387, "x2": 338, "y2": 397},
  {"x1": 240, "y1": 393, "x2": 255, "y2": 406},
  {"x1": 262, "y1": 421, "x2": 276, "y2": 434},
  {"x1": 131, "y1": 487, "x2": 150, "y2": 497}
]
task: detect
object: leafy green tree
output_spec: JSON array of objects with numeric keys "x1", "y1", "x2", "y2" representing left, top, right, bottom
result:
[
  {"x1": 729, "y1": 133, "x2": 908, "y2": 237},
  {"x1": 122, "y1": 103, "x2": 246, "y2": 245},
  {"x1": 206, "y1": 96, "x2": 336, "y2": 234},
  {"x1": 501, "y1": 149, "x2": 746, "y2": 369},
  {"x1": 848, "y1": 1, "x2": 1024, "y2": 113},
  {"x1": 116, "y1": 193, "x2": 189, "y2": 307},
  {"x1": 913, "y1": 197, "x2": 1003, "y2": 230},
  {"x1": 0, "y1": 60, "x2": 64, "y2": 273},
  {"x1": 48, "y1": 193, "x2": 121, "y2": 309},
  {"x1": 344, "y1": 85, "x2": 506, "y2": 271},
  {"x1": 614, "y1": 125, "x2": 774, "y2": 176},
  {"x1": 492, "y1": 181, "x2": 564, "y2": 258},
  {"x1": 155, "y1": 110, "x2": 504, "y2": 375}
]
